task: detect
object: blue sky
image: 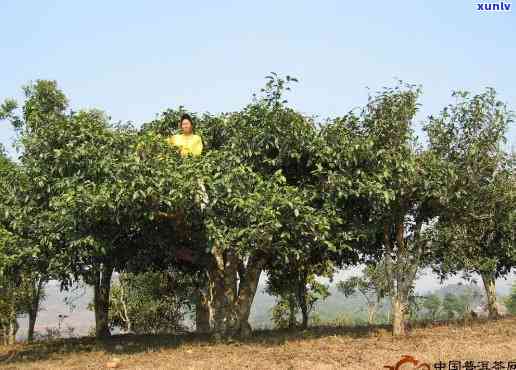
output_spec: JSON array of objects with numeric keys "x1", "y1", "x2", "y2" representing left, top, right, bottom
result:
[
  {"x1": 1, "y1": 0, "x2": 515, "y2": 297},
  {"x1": 1, "y1": 0, "x2": 515, "y2": 157}
]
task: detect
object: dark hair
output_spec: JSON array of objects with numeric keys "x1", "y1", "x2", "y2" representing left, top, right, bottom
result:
[{"x1": 179, "y1": 113, "x2": 194, "y2": 130}]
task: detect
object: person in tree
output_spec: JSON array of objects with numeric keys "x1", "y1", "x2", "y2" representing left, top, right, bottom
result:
[
  {"x1": 166, "y1": 114, "x2": 206, "y2": 208},
  {"x1": 167, "y1": 113, "x2": 203, "y2": 157},
  {"x1": 163, "y1": 114, "x2": 207, "y2": 263}
]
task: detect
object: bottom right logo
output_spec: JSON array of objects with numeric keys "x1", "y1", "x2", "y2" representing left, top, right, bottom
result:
[{"x1": 384, "y1": 355, "x2": 430, "y2": 370}]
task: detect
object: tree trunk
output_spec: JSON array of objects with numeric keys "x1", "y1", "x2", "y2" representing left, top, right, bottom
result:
[
  {"x1": 93, "y1": 262, "x2": 114, "y2": 339},
  {"x1": 206, "y1": 245, "x2": 263, "y2": 339},
  {"x1": 5, "y1": 296, "x2": 18, "y2": 345},
  {"x1": 195, "y1": 299, "x2": 212, "y2": 334},
  {"x1": 234, "y1": 254, "x2": 263, "y2": 338},
  {"x1": 121, "y1": 281, "x2": 131, "y2": 333},
  {"x1": 391, "y1": 294, "x2": 406, "y2": 336},
  {"x1": 196, "y1": 285, "x2": 213, "y2": 334},
  {"x1": 295, "y1": 271, "x2": 309, "y2": 330},
  {"x1": 223, "y1": 251, "x2": 239, "y2": 332},
  {"x1": 206, "y1": 245, "x2": 228, "y2": 339},
  {"x1": 481, "y1": 271, "x2": 500, "y2": 319},
  {"x1": 8, "y1": 319, "x2": 17, "y2": 345},
  {"x1": 300, "y1": 307, "x2": 308, "y2": 329},
  {"x1": 3, "y1": 281, "x2": 18, "y2": 345},
  {"x1": 367, "y1": 302, "x2": 377, "y2": 326},
  {"x1": 28, "y1": 277, "x2": 45, "y2": 343},
  {"x1": 27, "y1": 310, "x2": 37, "y2": 343},
  {"x1": 288, "y1": 295, "x2": 297, "y2": 328},
  {"x1": 386, "y1": 220, "x2": 421, "y2": 336},
  {"x1": 384, "y1": 223, "x2": 405, "y2": 336}
]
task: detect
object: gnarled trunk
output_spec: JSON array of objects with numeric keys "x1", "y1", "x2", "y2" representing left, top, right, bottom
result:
[
  {"x1": 480, "y1": 271, "x2": 500, "y2": 319},
  {"x1": 206, "y1": 245, "x2": 263, "y2": 339},
  {"x1": 391, "y1": 294, "x2": 408, "y2": 336},
  {"x1": 207, "y1": 246, "x2": 228, "y2": 338},
  {"x1": 93, "y1": 262, "x2": 114, "y2": 339},
  {"x1": 384, "y1": 221, "x2": 421, "y2": 337},
  {"x1": 235, "y1": 253, "x2": 262, "y2": 338}
]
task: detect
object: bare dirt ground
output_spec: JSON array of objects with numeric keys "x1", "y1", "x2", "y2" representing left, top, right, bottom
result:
[{"x1": 1, "y1": 316, "x2": 515, "y2": 369}]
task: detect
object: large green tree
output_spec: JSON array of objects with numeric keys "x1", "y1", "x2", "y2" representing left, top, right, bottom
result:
[
  {"x1": 424, "y1": 88, "x2": 516, "y2": 319},
  {"x1": 318, "y1": 83, "x2": 446, "y2": 336},
  {"x1": 1, "y1": 76, "x2": 340, "y2": 341},
  {"x1": 135, "y1": 74, "x2": 345, "y2": 339},
  {"x1": 0, "y1": 81, "x2": 172, "y2": 338}
]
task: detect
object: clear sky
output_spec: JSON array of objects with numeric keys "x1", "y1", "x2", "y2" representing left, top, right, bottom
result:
[
  {"x1": 1, "y1": 0, "x2": 515, "y2": 157},
  {"x1": 1, "y1": 1, "x2": 515, "y2": 290}
]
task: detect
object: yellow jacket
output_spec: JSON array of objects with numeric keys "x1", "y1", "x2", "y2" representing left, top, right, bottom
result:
[{"x1": 167, "y1": 134, "x2": 203, "y2": 157}]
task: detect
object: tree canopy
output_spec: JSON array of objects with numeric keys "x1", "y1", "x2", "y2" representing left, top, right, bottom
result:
[{"x1": 0, "y1": 76, "x2": 514, "y2": 340}]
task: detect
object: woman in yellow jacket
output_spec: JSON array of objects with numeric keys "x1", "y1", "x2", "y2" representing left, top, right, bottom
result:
[
  {"x1": 165, "y1": 113, "x2": 207, "y2": 263},
  {"x1": 167, "y1": 113, "x2": 208, "y2": 210},
  {"x1": 167, "y1": 113, "x2": 203, "y2": 157}
]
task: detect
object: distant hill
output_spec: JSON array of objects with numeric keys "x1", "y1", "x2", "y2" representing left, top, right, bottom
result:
[{"x1": 420, "y1": 282, "x2": 484, "y2": 298}]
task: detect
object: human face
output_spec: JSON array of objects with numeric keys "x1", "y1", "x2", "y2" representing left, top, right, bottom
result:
[{"x1": 181, "y1": 119, "x2": 193, "y2": 135}]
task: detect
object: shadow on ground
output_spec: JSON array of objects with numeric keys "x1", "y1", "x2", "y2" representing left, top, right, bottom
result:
[{"x1": 0, "y1": 317, "x2": 505, "y2": 366}]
